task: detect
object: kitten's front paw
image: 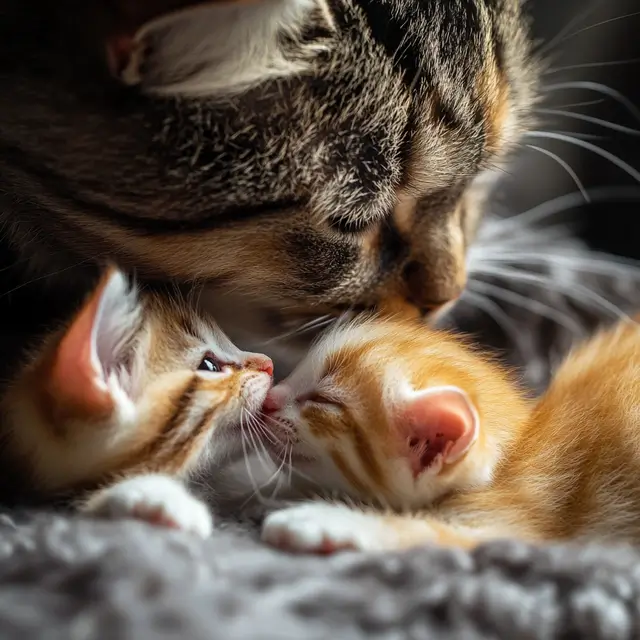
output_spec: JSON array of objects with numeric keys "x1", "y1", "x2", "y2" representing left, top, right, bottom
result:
[
  {"x1": 261, "y1": 502, "x2": 389, "y2": 554},
  {"x1": 82, "y1": 474, "x2": 213, "y2": 538}
]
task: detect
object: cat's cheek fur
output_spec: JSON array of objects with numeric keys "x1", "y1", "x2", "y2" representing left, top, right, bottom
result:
[{"x1": 80, "y1": 474, "x2": 213, "y2": 538}]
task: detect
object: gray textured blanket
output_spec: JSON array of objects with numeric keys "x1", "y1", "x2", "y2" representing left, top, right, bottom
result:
[
  {"x1": 3, "y1": 219, "x2": 640, "y2": 640},
  {"x1": 2, "y1": 512, "x2": 640, "y2": 639}
]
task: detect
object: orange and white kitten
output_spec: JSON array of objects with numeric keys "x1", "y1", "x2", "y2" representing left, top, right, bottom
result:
[
  {"x1": 1, "y1": 267, "x2": 272, "y2": 536},
  {"x1": 260, "y1": 315, "x2": 640, "y2": 553}
]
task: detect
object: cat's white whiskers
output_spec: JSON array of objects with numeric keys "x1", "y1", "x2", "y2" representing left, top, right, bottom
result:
[
  {"x1": 556, "y1": 10, "x2": 640, "y2": 47},
  {"x1": 544, "y1": 81, "x2": 640, "y2": 125},
  {"x1": 475, "y1": 265, "x2": 633, "y2": 323},
  {"x1": 468, "y1": 279, "x2": 585, "y2": 334},
  {"x1": 239, "y1": 447, "x2": 286, "y2": 509},
  {"x1": 486, "y1": 251, "x2": 640, "y2": 278},
  {"x1": 547, "y1": 98, "x2": 605, "y2": 110},
  {"x1": 239, "y1": 409, "x2": 271, "y2": 506},
  {"x1": 238, "y1": 409, "x2": 296, "y2": 507},
  {"x1": 244, "y1": 409, "x2": 279, "y2": 446},
  {"x1": 544, "y1": 58, "x2": 640, "y2": 76},
  {"x1": 242, "y1": 410, "x2": 272, "y2": 474},
  {"x1": 537, "y1": 0, "x2": 602, "y2": 56},
  {"x1": 525, "y1": 144, "x2": 590, "y2": 203},
  {"x1": 479, "y1": 187, "x2": 640, "y2": 240},
  {"x1": 526, "y1": 131, "x2": 640, "y2": 184},
  {"x1": 262, "y1": 315, "x2": 335, "y2": 345},
  {"x1": 536, "y1": 108, "x2": 640, "y2": 136},
  {"x1": 462, "y1": 290, "x2": 524, "y2": 351},
  {"x1": 544, "y1": 130, "x2": 607, "y2": 141}
]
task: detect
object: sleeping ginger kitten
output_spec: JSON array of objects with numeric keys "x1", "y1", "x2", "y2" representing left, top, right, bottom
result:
[
  {"x1": 259, "y1": 315, "x2": 640, "y2": 553},
  {"x1": 1, "y1": 267, "x2": 272, "y2": 535}
]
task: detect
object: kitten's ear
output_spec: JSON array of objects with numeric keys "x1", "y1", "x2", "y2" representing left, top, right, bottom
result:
[
  {"x1": 398, "y1": 386, "x2": 479, "y2": 477},
  {"x1": 48, "y1": 267, "x2": 141, "y2": 420},
  {"x1": 106, "y1": 0, "x2": 329, "y2": 95}
]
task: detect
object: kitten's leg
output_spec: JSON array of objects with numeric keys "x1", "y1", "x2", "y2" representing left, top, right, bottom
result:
[
  {"x1": 80, "y1": 474, "x2": 213, "y2": 538},
  {"x1": 261, "y1": 502, "x2": 486, "y2": 554}
]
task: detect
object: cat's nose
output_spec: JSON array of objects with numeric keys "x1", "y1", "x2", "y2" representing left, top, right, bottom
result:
[
  {"x1": 402, "y1": 260, "x2": 465, "y2": 312},
  {"x1": 263, "y1": 385, "x2": 290, "y2": 413},
  {"x1": 246, "y1": 354, "x2": 274, "y2": 377}
]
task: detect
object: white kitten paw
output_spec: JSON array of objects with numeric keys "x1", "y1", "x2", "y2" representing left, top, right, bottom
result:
[
  {"x1": 82, "y1": 474, "x2": 213, "y2": 538},
  {"x1": 261, "y1": 502, "x2": 389, "y2": 554}
]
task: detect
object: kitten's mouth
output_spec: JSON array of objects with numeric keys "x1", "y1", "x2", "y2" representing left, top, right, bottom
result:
[{"x1": 257, "y1": 414, "x2": 314, "y2": 464}]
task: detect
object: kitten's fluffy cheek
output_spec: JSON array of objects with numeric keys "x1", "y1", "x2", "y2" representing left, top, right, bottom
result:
[{"x1": 291, "y1": 448, "x2": 362, "y2": 497}]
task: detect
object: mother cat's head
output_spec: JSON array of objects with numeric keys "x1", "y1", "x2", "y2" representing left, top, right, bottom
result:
[{"x1": 0, "y1": 0, "x2": 537, "y2": 347}]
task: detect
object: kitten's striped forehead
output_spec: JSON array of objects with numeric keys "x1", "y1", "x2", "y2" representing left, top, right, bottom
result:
[{"x1": 145, "y1": 296, "x2": 249, "y2": 369}]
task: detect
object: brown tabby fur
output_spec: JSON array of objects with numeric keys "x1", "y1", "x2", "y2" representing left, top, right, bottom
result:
[
  {"x1": 0, "y1": 0, "x2": 539, "y2": 375},
  {"x1": 264, "y1": 314, "x2": 640, "y2": 549}
]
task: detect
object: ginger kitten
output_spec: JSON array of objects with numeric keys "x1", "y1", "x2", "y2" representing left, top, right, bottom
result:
[
  {"x1": 259, "y1": 315, "x2": 640, "y2": 553},
  {"x1": 1, "y1": 267, "x2": 272, "y2": 535}
]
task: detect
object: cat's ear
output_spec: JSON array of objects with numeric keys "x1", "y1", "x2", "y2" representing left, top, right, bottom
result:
[
  {"x1": 398, "y1": 386, "x2": 479, "y2": 477},
  {"x1": 105, "y1": 0, "x2": 329, "y2": 95},
  {"x1": 48, "y1": 267, "x2": 141, "y2": 420}
]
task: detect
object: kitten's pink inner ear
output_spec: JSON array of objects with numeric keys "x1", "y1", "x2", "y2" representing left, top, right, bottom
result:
[
  {"x1": 48, "y1": 272, "x2": 117, "y2": 419},
  {"x1": 400, "y1": 386, "x2": 479, "y2": 478}
]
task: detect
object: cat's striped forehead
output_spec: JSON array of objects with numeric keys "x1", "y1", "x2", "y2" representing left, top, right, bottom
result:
[{"x1": 1, "y1": 0, "x2": 537, "y2": 350}]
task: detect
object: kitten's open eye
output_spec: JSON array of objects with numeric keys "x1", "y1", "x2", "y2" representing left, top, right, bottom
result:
[{"x1": 198, "y1": 352, "x2": 223, "y2": 373}]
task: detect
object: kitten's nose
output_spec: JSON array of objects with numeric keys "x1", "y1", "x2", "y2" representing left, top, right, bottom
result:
[
  {"x1": 263, "y1": 385, "x2": 290, "y2": 413},
  {"x1": 246, "y1": 354, "x2": 274, "y2": 377}
]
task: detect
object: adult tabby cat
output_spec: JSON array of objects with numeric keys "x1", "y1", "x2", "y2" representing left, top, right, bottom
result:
[
  {"x1": 0, "y1": 0, "x2": 538, "y2": 379},
  {"x1": 0, "y1": 266, "x2": 272, "y2": 529},
  {"x1": 259, "y1": 315, "x2": 640, "y2": 553}
]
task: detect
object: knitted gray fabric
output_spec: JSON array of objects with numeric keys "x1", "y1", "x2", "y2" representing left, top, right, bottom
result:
[
  {"x1": 0, "y1": 512, "x2": 639, "y2": 640},
  {"x1": 2, "y1": 220, "x2": 640, "y2": 640}
]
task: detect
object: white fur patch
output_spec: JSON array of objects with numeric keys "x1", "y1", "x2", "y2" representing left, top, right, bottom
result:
[
  {"x1": 261, "y1": 502, "x2": 393, "y2": 553},
  {"x1": 82, "y1": 474, "x2": 213, "y2": 538}
]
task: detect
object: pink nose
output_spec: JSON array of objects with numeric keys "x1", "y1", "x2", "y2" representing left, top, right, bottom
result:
[
  {"x1": 246, "y1": 354, "x2": 274, "y2": 377},
  {"x1": 263, "y1": 385, "x2": 289, "y2": 413}
]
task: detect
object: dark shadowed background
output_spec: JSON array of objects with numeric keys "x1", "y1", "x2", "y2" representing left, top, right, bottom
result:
[{"x1": 510, "y1": 0, "x2": 640, "y2": 257}]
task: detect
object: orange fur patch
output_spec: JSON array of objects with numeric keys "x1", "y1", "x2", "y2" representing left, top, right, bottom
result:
[{"x1": 477, "y1": 56, "x2": 510, "y2": 154}]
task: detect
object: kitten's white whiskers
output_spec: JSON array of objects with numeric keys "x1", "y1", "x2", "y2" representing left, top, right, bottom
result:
[{"x1": 239, "y1": 409, "x2": 271, "y2": 506}]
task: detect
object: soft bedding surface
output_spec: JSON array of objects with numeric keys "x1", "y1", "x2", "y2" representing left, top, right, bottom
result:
[
  {"x1": 3, "y1": 220, "x2": 640, "y2": 639},
  {"x1": 1, "y1": 511, "x2": 640, "y2": 640}
]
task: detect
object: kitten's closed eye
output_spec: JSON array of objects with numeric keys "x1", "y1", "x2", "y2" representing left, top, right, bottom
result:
[{"x1": 302, "y1": 392, "x2": 342, "y2": 407}]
